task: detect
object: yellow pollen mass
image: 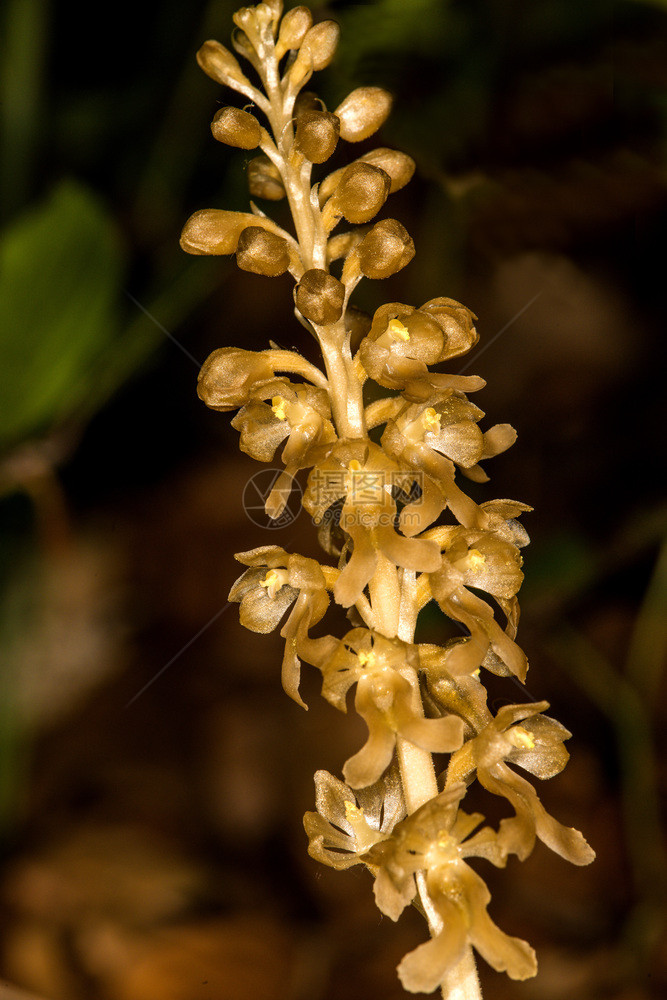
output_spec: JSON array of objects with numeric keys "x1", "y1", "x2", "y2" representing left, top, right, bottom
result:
[
  {"x1": 357, "y1": 649, "x2": 376, "y2": 668},
  {"x1": 271, "y1": 396, "x2": 289, "y2": 420},
  {"x1": 387, "y1": 318, "x2": 410, "y2": 342},
  {"x1": 509, "y1": 725, "x2": 535, "y2": 750},
  {"x1": 467, "y1": 548, "x2": 486, "y2": 570},
  {"x1": 348, "y1": 459, "x2": 362, "y2": 472},
  {"x1": 345, "y1": 801, "x2": 364, "y2": 821},
  {"x1": 260, "y1": 568, "x2": 286, "y2": 599},
  {"x1": 422, "y1": 407, "x2": 441, "y2": 433}
]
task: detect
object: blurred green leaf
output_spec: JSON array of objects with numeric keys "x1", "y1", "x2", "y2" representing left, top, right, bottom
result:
[{"x1": 0, "y1": 180, "x2": 123, "y2": 451}]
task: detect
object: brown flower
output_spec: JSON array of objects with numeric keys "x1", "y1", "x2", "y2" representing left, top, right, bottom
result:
[
  {"x1": 303, "y1": 440, "x2": 441, "y2": 607},
  {"x1": 446, "y1": 701, "x2": 596, "y2": 866},
  {"x1": 228, "y1": 546, "x2": 329, "y2": 707},
  {"x1": 425, "y1": 527, "x2": 528, "y2": 681},
  {"x1": 365, "y1": 784, "x2": 537, "y2": 991},
  {"x1": 303, "y1": 766, "x2": 405, "y2": 870},
  {"x1": 382, "y1": 396, "x2": 515, "y2": 533},
  {"x1": 304, "y1": 629, "x2": 464, "y2": 788},
  {"x1": 358, "y1": 300, "x2": 484, "y2": 399},
  {"x1": 231, "y1": 382, "x2": 336, "y2": 516}
]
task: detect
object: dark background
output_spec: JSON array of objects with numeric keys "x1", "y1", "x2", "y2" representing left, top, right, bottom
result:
[{"x1": 0, "y1": 1, "x2": 666, "y2": 997}]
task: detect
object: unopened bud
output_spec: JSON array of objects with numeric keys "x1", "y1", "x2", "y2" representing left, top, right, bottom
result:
[
  {"x1": 289, "y1": 20, "x2": 340, "y2": 86},
  {"x1": 326, "y1": 230, "x2": 365, "y2": 262},
  {"x1": 277, "y1": 5, "x2": 312, "y2": 56},
  {"x1": 180, "y1": 209, "x2": 254, "y2": 255},
  {"x1": 296, "y1": 269, "x2": 345, "y2": 325},
  {"x1": 359, "y1": 148, "x2": 415, "y2": 193},
  {"x1": 181, "y1": 210, "x2": 287, "y2": 256},
  {"x1": 295, "y1": 110, "x2": 340, "y2": 163},
  {"x1": 197, "y1": 347, "x2": 275, "y2": 411},
  {"x1": 196, "y1": 40, "x2": 251, "y2": 88},
  {"x1": 231, "y1": 27, "x2": 256, "y2": 63},
  {"x1": 247, "y1": 155, "x2": 286, "y2": 200},
  {"x1": 356, "y1": 219, "x2": 415, "y2": 279},
  {"x1": 236, "y1": 226, "x2": 292, "y2": 276},
  {"x1": 333, "y1": 162, "x2": 390, "y2": 224},
  {"x1": 301, "y1": 20, "x2": 340, "y2": 70},
  {"x1": 334, "y1": 87, "x2": 392, "y2": 142},
  {"x1": 211, "y1": 107, "x2": 261, "y2": 149},
  {"x1": 263, "y1": 0, "x2": 284, "y2": 23},
  {"x1": 294, "y1": 91, "x2": 324, "y2": 117},
  {"x1": 319, "y1": 148, "x2": 414, "y2": 202}
]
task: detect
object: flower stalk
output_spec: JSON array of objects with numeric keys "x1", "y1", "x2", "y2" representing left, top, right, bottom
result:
[{"x1": 182, "y1": 3, "x2": 594, "y2": 996}]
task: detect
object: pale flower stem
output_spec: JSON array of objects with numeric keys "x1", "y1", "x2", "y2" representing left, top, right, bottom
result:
[
  {"x1": 256, "y1": 48, "x2": 366, "y2": 438},
  {"x1": 440, "y1": 947, "x2": 483, "y2": 1000},
  {"x1": 397, "y1": 574, "x2": 483, "y2": 1000},
  {"x1": 239, "y1": 23, "x2": 481, "y2": 999},
  {"x1": 317, "y1": 326, "x2": 366, "y2": 438},
  {"x1": 266, "y1": 349, "x2": 329, "y2": 389},
  {"x1": 395, "y1": 570, "x2": 437, "y2": 813},
  {"x1": 369, "y1": 553, "x2": 400, "y2": 637}
]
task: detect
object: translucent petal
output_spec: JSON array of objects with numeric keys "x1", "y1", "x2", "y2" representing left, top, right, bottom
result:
[
  {"x1": 400, "y1": 477, "x2": 445, "y2": 537},
  {"x1": 374, "y1": 524, "x2": 442, "y2": 573},
  {"x1": 481, "y1": 423, "x2": 517, "y2": 459},
  {"x1": 279, "y1": 593, "x2": 312, "y2": 708},
  {"x1": 238, "y1": 580, "x2": 297, "y2": 633},
  {"x1": 234, "y1": 545, "x2": 289, "y2": 568},
  {"x1": 398, "y1": 900, "x2": 468, "y2": 993},
  {"x1": 434, "y1": 421, "x2": 484, "y2": 468},
  {"x1": 343, "y1": 704, "x2": 396, "y2": 788},
  {"x1": 470, "y1": 908, "x2": 537, "y2": 980},
  {"x1": 334, "y1": 524, "x2": 378, "y2": 607},
  {"x1": 438, "y1": 864, "x2": 537, "y2": 981},
  {"x1": 372, "y1": 864, "x2": 416, "y2": 921},
  {"x1": 511, "y1": 714, "x2": 571, "y2": 779},
  {"x1": 313, "y1": 769, "x2": 356, "y2": 833},
  {"x1": 493, "y1": 701, "x2": 550, "y2": 733},
  {"x1": 398, "y1": 714, "x2": 465, "y2": 754},
  {"x1": 484, "y1": 765, "x2": 595, "y2": 866}
]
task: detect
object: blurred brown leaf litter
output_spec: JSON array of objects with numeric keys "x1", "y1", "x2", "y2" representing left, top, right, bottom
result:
[{"x1": 1, "y1": 0, "x2": 666, "y2": 997}]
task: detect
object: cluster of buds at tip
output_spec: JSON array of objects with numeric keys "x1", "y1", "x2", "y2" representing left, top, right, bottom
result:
[{"x1": 182, "y1": 4, "x2": 594, "y2": 998}]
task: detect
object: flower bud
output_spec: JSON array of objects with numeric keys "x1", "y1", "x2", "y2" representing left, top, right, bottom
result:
[
  {"x1": 295, "y1": 110, "x2": 340, "y2": 163},
  {"x1": 197, "y1": 347, "x2": 275, "y2": 411},
  {"x1": 196, "y1": 40, "x2": 251, "y2": 89},
  {"x1": 247, "y1": 155, "x2": 286, "y2": 200},
  {"x1": 263, "y1": 0, "x2": 283, "y2": 23},
  {"x1": 236, "y1": 226, "x2": 292, "y2": 276},
  {"x1": 356, "y1": 219, "x2": 415, "y2": 279},
  {"x1": 319, "y1": 148, "x2": 414, "y2": 203},
  {"x1": 231, "y1": 27, "x2": 256, "y2": 63},
  {"x1": 334, "y1": 87, "x2": 392, "y2": 142},
  {"x1": 277, "y1": 5, "x2": 312, "y2": 55},
  {"x1": 296, "y1": 269, "x2": 345, "y2": 325},
  {"x1": 211, "y1": 107, "x2": 261, "y2": 149},
  {"x1": 333, "y1": 162, "x2": 390, "y2": 224},
  {"x1": 359, "y1": 148, "x2": 415, "y2": 193},
  {"x1": 180, "y1": 209, "x2": 283, "y2": 256},
  {"x1": 294, "y1": 91, "x2": 324, "y2": 117},
  {"x1": 300, "y1": 20, "x2": 340, "y2": 70},
  {"x1": 326, "y1": 230, "x2": 365, "y2": 262},
  {"x1": 289, "y1": 20, "x2": 340, "y2": 86}
]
